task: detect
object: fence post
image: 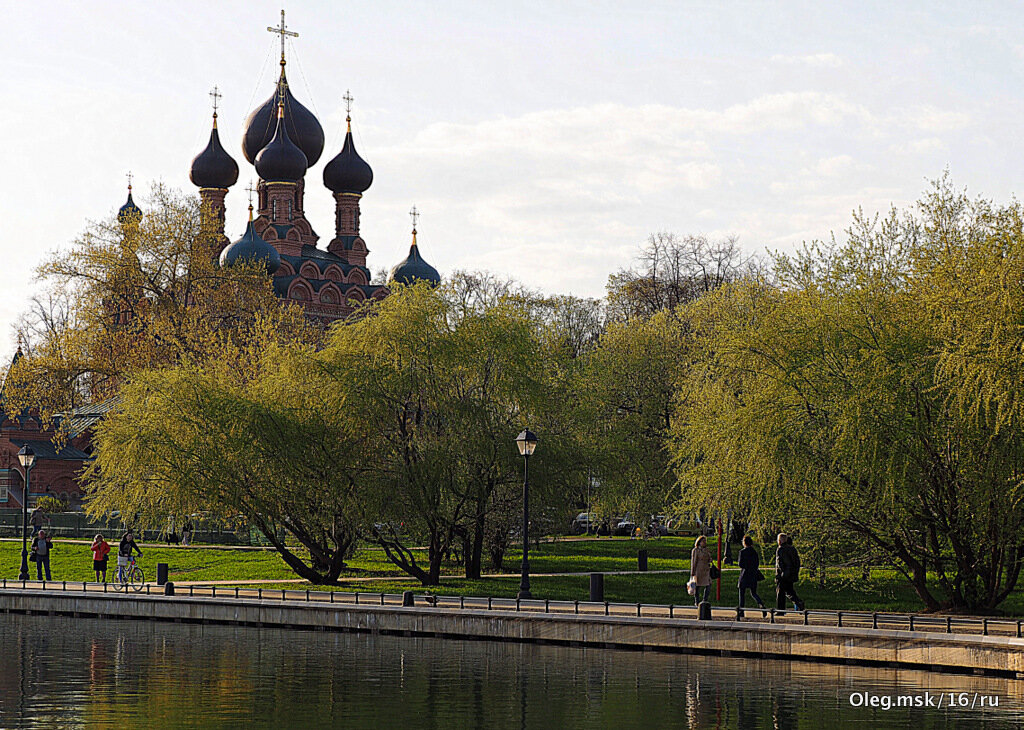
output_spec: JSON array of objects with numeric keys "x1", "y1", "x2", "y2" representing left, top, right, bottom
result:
[
  {"x1": 604, "y1": 602, "x2": 609, "y2": 616},
  {"x1": 983, "y1": 618, "x2": 988, "y2": 636},
  {"x1": 909, "y1": 615, "x2": 914, "y2": 632},
  {"x1": 282, "y1": 589, "x2": 286, "y2": 601},
  {"x1": 636, "y1": 603, "x2": 641, "y2": 617},
  {"x1": 946, "y1": 616, "x2": 951, "y2": 634},
  {"x1": 770, "y1": 608, "x2": 775, "y2": 624},
  {"x1": 235, "y1": 587, "x2": 239, "y2": 599},
  {"x1": 487, "y1": 597, "x2": 492, "y2": 611},
  {"x1": 872, "y1": 613, "x2": 878, "y2": 630},
  {"x1": 461, "y1": 596, "x2": 466, "y2": 610},
  {"x1": 306, "y1": 590, "x2": 310, "y2": 602},
  {"x1": 574, "y1": 600, "x2": 579, "y2": 615},
  {"x1": 516, "y1": 598, "x2": 521, "y2": 612},
  {"x1": 380, "y1": 593, "x2": 384, "y2": 606},
  {"x1": 669, "y1": 605, "x2": 674, "y2": 619},
  {"x1": 355, "y1": 592, "x2": 359, "y2": 605},
  {"x1": 258, "y1": 588, "x2": 263, "y2": 600},
  {"x1": 805, "y1": 610, "x2": 810, "y2": 626}
]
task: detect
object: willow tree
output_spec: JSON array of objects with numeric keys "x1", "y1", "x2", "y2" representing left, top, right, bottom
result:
[
  {"x1": 85, "y1": 336, "x2": 363, "y2": 584},
  {"x1": 322, "y1": 282, "x2": 577, "y2": 585},
  {"x1": 674, "y1": 179, "x2": 1024, "y2": 612}
]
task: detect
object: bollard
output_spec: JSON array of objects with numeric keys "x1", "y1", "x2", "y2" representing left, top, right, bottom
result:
[
  {"x1": 589, "y1": 573, "x2": 604, "y2": 602},
  {"x1": 402, "y1": 590, "x2": 414, "y2": 607},
  {"x1": 156, "y1": 563, "x2": 169, "y2": 586},
  {"x1": 164, "y1": 581, "x2": 175, "y2": 596},
  {"x1": 697, "y1": 600, "x2": 712, "y2": 621},
  {"x1": 637, "y1": 549, "x2": 648, "y2": 572}
]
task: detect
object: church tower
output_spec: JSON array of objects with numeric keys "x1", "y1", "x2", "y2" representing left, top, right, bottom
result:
[{"x1": 189, "y1": 87, "x2": 239, "y2": 252}]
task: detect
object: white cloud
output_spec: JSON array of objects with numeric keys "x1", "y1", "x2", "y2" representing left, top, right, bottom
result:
[{"x1": 770, "y1": 53, "x2": 844, "y2": 68}]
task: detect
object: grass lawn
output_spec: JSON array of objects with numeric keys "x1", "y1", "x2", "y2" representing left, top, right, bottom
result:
[{"x1": 3, "y1": 536, "x2": 1022, "y2": 617}]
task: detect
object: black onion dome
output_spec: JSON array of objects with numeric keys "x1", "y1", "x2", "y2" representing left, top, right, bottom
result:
[
  {"x1": 242, "y1": 73, "x2": 324, "y2": 166},
  {"x1": 255, "y1": 106, "x2": 308, "y2": 183},
  {"x1": 190, "y1": 120, "x2": 239, "y2": 189},
  {"x1": 323, "y1": 128, "x2": 373, "y2": 193},
  {"x1": 220, "y1": 216, "x2": 281, "y2": 275},
  {"x1": 118, "y1": 189, "x2": 142, "y2": 224},
  {"x1": 390, "y1": 235, "x2": 440, "y2": 286}
]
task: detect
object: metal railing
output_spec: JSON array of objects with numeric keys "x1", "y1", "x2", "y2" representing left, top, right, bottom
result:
[{"x1": 0, "y1": 578, "x2": 1020, "y2": 639}]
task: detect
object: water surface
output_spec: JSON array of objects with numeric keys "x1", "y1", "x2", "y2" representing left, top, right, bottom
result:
[{"x1": 0, "y1": 614, "x2": 1020, "y2": 728}]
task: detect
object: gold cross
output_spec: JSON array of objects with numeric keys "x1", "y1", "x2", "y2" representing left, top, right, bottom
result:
[
  {"x1": 409, "y1": 205, "x2": 419, "y2": 231},
  {"x1": 267, "y1": 9, "x2": 298, "y2": 65},
  {"x1": 210, "y1": 86, "x2": 222, "y2": 118},
  {"x1": 246, "y1": 181, "x2": 258, "y2": 207},
  {"x1": 126, "y1": 171, "x2": 133, "y2": 192},
  {"x1": 343, "y1": 90, "x2": 353, "y2": 116}
]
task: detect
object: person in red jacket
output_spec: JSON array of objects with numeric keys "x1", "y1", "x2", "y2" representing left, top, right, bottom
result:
[{"x1": 91, "y1": 534, "x2": 111, "y2": 583}]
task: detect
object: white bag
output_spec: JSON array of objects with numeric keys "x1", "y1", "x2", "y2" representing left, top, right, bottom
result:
[{"x1": 686, "y1": 577, "x2": 697, "y2": 596}]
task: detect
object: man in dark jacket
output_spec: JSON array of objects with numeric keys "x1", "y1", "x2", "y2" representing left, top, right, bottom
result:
[
  {"x1": 737, "y1": 535, "x2": 767, "y2": 615},
  {"x1": 775, "y1": 533, "x2": 804, "y2": 611}
]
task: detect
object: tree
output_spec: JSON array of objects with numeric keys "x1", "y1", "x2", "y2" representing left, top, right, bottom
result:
[
  {"x1": 606, "y1": 232, "x2": 752, "y2": 322},
  {"x1": 581, "y1": 311, "x2": 689, "y2": 522},
  {"x1": 674, "y1": 180, "x2": 1024, "y2": 612},
  {"x1": 323, "y1": 282, "x2": 577, "y2": 585},
  {"x1": 85, "y1": 336, "x2": 363, "y2": 584},
  {"x1": 6, "y1": 184, "x2": 310, "y2": 422}
]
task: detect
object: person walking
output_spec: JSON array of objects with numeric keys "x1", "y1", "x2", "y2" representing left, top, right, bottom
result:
[
  {"x1": 181, "y1": 517, "x2": 194, "y2": 547},
  {"x1": 91, "y1": 534, "x2": 111, "y2": 582},
  {"x1": 737, "y1": 535, "x2": 767, "y2": 616},
  {"x1": 29, "y1": 506, "x2": 48, "y2": 537},
  {"x1": 117, "y1": 531, "x2": 143, "y2": 584},
  {"x1": 690, "y1": 535, "x2": 712, "y2": 605},
  {"x1": 775, "y1": 532, "x2": 804, "y2": 611},
  {"x1": 31, "y1": 529, "x2": 52, "y2": 581}
]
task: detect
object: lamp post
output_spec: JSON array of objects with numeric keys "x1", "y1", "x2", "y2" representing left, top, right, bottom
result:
[
  {"x1": 515, "y1": 429, "x2": 538, "y2": 600},
  {"x1": 17, "y1": 445, "x2": 36, "y2": 581}
]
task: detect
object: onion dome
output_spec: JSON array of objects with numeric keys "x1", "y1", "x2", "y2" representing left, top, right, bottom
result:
[
  {"x1": 255, "y1": 101, "x2": 308, "y2": 183},
  {"x1": 241, "y1": 70, "x2": 324, "y2": 166},
  {"x1": 390, "y1": 216, "x2": 440, "y2": 286},
  {"x1": 118, "y1": 183, "x2": 142, "y2": 225},
  {"x1": 190, "y1": 114, "x2": 239, "y2": 189},
  {"x1": 220, "y1": 204, "x2": 281, "y2": 275},
  {"x1": 323, "y1": 106, "x2": 373, "y2": 194}
]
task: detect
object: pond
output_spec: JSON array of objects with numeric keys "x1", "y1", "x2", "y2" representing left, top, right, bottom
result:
[{"x1": 0, "y1": 614, "x2": 1020, "y2": 728}]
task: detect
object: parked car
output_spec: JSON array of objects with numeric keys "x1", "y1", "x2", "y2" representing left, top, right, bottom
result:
[
  {"x1": 570, "y1": 512, "x2": 597, "y2": 535},
  {"x1": 612, "y1": 517, "x2": 636, "y2": 537}
]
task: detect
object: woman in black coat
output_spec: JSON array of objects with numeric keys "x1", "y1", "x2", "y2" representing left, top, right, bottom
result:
[{"x1": 737, "y1": 535, "x2": 767, "y2": 614}]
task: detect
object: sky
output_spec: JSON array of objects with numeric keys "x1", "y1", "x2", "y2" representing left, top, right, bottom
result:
[{"x1": 4, "y1": 1, "x2": 1024, "y2": 359}]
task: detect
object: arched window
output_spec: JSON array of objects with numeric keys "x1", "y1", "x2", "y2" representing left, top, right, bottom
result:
[
  {"x1": 324, "y1": 266, "x2": 343, "y2": 282},
  {"x1": 320, "y1": 289, "x2": 336, "y2": 304},
  {"x1": 300, "y1": 263, "x2": 319, "y2": 280},
  {"x1": 289, "y1": 284, "x2": 311, "y2": 301}
]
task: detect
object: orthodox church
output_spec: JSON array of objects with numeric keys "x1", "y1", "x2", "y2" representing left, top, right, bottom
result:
[{"x1": 118, "y1": 11, "x2": 441, "y2": 323}]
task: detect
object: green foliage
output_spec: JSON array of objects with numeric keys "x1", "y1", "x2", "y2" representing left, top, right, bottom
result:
[
  {"x1": 673, "y1": 177, "x2": 1024, "y2": 611},
  {"x1": 321, "y1": 281, "x2": 581, "y2": 584},
  {"x1": 35, "y1": 495, "x2": 67, "y2": 514}
]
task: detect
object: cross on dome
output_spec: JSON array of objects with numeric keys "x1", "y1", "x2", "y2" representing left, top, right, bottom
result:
[
  {"x1": 409, "y1": 205, "x2": 419, "y2": 232},
  {"x1": 126, "y1": 171, "x2": 133, "y2": 192},
  {"x1": 267, "y1": 9, "x2": 298, "y2": 66},
  {"x1": 210, "y1": 86, "x2": 222, "y2": 118}
]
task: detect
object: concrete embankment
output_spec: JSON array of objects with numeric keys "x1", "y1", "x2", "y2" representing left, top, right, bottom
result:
[{"x1": 0, "y1": 588, "x2": 1021, "y2": 678}]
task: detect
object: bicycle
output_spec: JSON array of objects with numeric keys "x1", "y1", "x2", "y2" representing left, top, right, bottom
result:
[{"x1": 115, "y1": 555, "x2": 145, "y2": 592}]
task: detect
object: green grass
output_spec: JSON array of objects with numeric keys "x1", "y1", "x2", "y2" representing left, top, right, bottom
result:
[{"x1": 4, "y1": 536, "x2": 1023, "y2": 617}]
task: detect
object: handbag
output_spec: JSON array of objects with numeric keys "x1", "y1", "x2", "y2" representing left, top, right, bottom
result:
[
  {"x1": 709, "y1": 564, "x2": 721, "y2": 580},
  {"x1": 755, "y1": 568, "x2": 765, "y2": 582},
  {"x1": 686, "y1": 577, "x2": 697, "y2": 596},
  {"x1": 29, "y1": 552, "x2": 38, "y2": 562}
]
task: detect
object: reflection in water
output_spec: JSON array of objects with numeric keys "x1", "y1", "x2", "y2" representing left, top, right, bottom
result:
[{"x1": 0, "y1": 614, "x2": 1021, "y2": 728}]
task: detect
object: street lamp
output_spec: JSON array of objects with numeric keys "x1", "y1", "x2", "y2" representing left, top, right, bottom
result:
[
  {"x1": 17, "y1": 445, "x2": 36, "y2": 581},
  {"x1": 515, "y1": 429, "x2": 538, "y2": 600}
]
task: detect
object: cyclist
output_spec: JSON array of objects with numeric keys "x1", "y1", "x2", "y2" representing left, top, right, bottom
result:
[{"x1": 117, "y1": 531, "x2": 143, "y2": 584}]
